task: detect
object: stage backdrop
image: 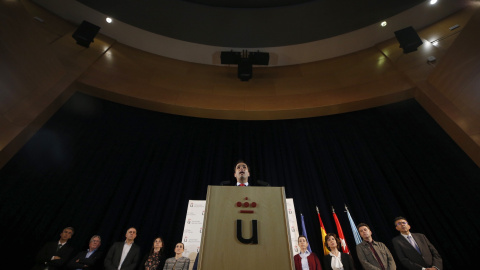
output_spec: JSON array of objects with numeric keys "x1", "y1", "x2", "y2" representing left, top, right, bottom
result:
[{"x1": 0, "y1": 92, "x2": 479, "y2": 269}]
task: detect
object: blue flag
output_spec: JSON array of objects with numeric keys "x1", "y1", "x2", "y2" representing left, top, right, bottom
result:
[
  {"x1": 300, "y1": 213, "x2": 312, "y2": 253},
  {"x1": 345, "y1": 205, "x2": 362, "y2": 245}
]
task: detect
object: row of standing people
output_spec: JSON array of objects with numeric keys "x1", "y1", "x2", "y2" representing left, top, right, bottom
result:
[
  {"x1": 32, "y1": 218, "x2": 441, "y2": 270},
  {"x1": 293, "y1": 216, "x2": 442, "y2": 270},
  {"x1": 33, "y1": 160, "x2": 441, "y2": 270},
  {"x1": 32, "y1": 227, "x2": 189, "y2": 270}
]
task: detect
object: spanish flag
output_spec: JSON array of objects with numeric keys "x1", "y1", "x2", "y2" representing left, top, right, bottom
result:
[{"x1": 316, "y1": 206, "x2": 330, "y2": 255}]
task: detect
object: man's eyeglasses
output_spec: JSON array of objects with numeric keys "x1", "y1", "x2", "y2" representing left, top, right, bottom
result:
[{"x1": 396, "y1": 221, "x2": 408, "y2": 226}]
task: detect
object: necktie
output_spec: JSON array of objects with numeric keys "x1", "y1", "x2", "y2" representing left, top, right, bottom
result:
[
  {"x1": 239, "y1": 183, "x2": 245, "y2": 186},
  {"x1": 367, "y1": 242, "x2": 385, "y2": 270},
  {"x1": 56, "y1": 244, "x2": 62, "y2": 251},
  {"x1": 407, "y1": 235, "x2": 421, "y2": 254}
]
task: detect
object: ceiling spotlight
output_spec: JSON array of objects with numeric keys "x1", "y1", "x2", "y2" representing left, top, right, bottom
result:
[
  {"x1": 430, "y1": 0, "x2": 437, "y2": 5},
  {"x1": 106, "y1": 17, "x2": 113, "y2": 23},
  {"x1": 381, "y1": 21, "x2": 387, "y2": 27},
  {"x1": 432, "y1": 41, "x2": 439, "y2": 46}
]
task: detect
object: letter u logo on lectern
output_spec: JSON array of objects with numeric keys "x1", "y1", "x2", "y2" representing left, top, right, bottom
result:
[{"x1": 236, "y1": 219, "x2": 258, "y2": 244}]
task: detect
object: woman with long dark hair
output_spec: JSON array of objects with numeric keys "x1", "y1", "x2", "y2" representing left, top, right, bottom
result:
[{"x1": 138, "y1": 237, "x2": 166, "y2": 270}]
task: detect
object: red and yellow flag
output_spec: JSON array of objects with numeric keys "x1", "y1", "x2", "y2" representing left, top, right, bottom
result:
[{"x1": 316, "y1": 206, "x2": 330, "y2": 255}]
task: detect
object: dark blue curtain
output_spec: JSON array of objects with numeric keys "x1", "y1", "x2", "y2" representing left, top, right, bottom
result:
[{"x1": 0, "y1": 92, "x2": 478, "y2": 269}]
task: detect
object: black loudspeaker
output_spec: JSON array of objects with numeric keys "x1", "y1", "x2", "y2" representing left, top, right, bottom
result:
[
  {"x1": 238, "y1": 58, "x2": 253, "y2": 81},
  {"x1": 220, "y1": 50, "x2": 269, "y2": 81},
  {"x1": 249, "y1": 52, "x2": 269, "y2": 65},
  {"x1": 221, "y1": 51, "x2": 241, "y2": 64},
  {"x1": 394, "y1": 26, "x2": 423, "y2": 53},
  {"x1": 72, "y1": 21, "x2": 101, "y2": 48}
]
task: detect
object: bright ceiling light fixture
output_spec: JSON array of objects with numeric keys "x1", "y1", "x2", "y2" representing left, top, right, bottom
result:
[
  {"x1": 106, "y1": 17, "x2": 113, "y2": 23},
  {"x1": 430, "y1": 0, "x2": 438, "y2": 5},
  {"x1": 432, "y1": 41, "x2": 439, "y2": 46},
  {"x1": 381, "y1": 21, "x2": 387, "y2": 27}
]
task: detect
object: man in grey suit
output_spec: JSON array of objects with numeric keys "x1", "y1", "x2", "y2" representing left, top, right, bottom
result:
[
  {"x1": 356, "y1": 223, "x2": 396, "y2": 270},
  {"x1": 104, "y1": 227, "x2": 140, "y2": 270},
  {"x1": 391, "y1": 217, "x2": 442, "y2": 270}
]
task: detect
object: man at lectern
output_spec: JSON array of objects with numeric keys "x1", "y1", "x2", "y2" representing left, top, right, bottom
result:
[{"x1": 220, "y1": 160, "x2": 270, "y2": 186}]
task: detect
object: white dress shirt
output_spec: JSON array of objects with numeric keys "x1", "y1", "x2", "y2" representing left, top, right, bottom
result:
[
  {"x1": 329, "y1": 251, "x2": 344, "y2": 270},
  {"x1": 299, "y1": 250, "x2": 311, "y2": 270},
  {"x1": 119, "y1": 241, "x2": 133, "y2": 270}
]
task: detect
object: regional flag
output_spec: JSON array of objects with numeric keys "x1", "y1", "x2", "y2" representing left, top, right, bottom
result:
[
  {"x1": 316, "y1": 206, "x2": 330, "y2": 255},
  {"x1": 300, "y1": 213, "x2": 312, "y2": 253},
  {"x1": 345, "y1": 204, "x2": 362, "y2": 245},
  {"x1": 332, "y1": 206, "x2": 350, "y2": 254}
]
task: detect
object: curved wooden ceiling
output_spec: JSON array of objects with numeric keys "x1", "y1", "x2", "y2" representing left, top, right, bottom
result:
[
  {"x1": 75, "y1": 0, "x2": 423, "y2": 47},
  {"x1": 33, "y1": 0, "x2": 469, "y2": 65}
]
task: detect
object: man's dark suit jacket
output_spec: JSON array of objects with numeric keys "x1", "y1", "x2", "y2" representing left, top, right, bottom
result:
[
  {"x1": 392, "y1": 233, "x2": 442, "y2": 270},
  {"x1": 104, "y1": 242, "x2": 140, "y2": 270},
  {"x1": 66, "y1": 249, "x2": 103, "y2": 270},
  {"x1": 323, "y1": 252, "x2": 356, "y2": 270},
  {"x1": 32, "y1": 242, "x2": 74, "y2": 270},
  {"x1": 219, "y1": 180, "x2": 270, "y2": 186}
]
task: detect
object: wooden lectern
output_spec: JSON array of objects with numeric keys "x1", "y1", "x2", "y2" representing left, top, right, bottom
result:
[{"x1": 198, "y1": 186, "x2": 294, "y2": 270}]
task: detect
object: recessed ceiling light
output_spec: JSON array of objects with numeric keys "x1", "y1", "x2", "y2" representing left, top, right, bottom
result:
[
  {"x1": 432, "y1": 41, "x2": 439, "y2": 46},
  {"x1": 106, "y1": 17, "x2": 113, "y2": 23},
  {"x1": 381, "y1": 21, "x2": 387, "y2": 27},
  {"x1": 430, "y1": 0, "x2": 438, "y2": 5}
]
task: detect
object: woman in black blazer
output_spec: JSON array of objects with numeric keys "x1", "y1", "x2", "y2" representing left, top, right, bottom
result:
[{"x1": 323, "y1": 233, "x2": 356, "y2": 270}]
